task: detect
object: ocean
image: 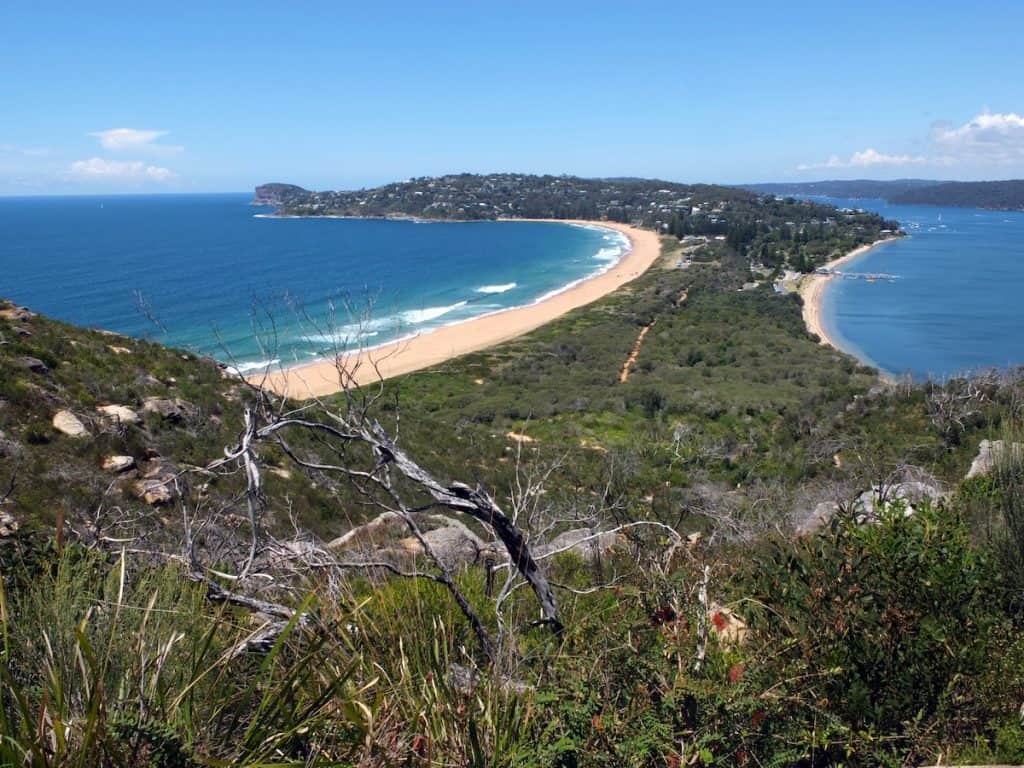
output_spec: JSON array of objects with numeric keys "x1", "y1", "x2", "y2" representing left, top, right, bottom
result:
[
  {"x1": 0, "y1": 194, "x2": 629, "y2": 371},
  {"x1": 814, "y1": 197, "x2": 1024, "y2": 381}
]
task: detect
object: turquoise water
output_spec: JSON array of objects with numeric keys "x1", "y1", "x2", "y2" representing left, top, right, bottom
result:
[
  {"x1": 0, "y1": 194, "x2": 628, "y2": 370},
  {"x1": 814, "y1": 197, "x2": 1024, "y2": 381}
]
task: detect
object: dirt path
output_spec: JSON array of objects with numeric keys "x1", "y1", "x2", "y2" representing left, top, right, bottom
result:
[{"x1": 620, "y1": 320, "x2": 656, "y2": 383}]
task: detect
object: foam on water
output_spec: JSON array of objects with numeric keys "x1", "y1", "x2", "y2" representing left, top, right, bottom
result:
[
  {"x1": 227, "y1": 358, "x2": 281, "y2": 374},
  {"x1": 401, "y1": 301, "x2": 469, "y2": 324},
  {"x1": 476, "y1": 282, "x2": 517, "y2": 294}
]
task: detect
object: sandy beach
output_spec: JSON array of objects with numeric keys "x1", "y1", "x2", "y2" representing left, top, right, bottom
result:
[
  {"x1": 253, "y1": 220, "x2": 662, "y2": 399},
  {"x1": 799, "y1": 238, "x2": 893, "y2": 350}
]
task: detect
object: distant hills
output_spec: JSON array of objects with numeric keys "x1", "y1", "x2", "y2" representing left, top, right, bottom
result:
[
  {"x1": 744, "y1": 178, "x2": 1024, "y2": 211},
  {"x1": 888, "y1": 180, "x2": 1024, "y2": 209},
  {"x1": 744, "y1": 179, "x2": 939, "y2": 200}
]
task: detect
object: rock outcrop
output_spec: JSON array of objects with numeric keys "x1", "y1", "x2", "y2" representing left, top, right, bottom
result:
[
  {"x1": 102, "y1": 455, "x2": 136, "y2": 473},
  {"x1": 396, "y1": 522, "x2": 485, "y2": 569},
  {"x1": 133, "y1": 458, "x2": 179, "y2": 505},
  {"x1": 856, "y1": 480, "x2": 944, "y2": 519},
  {"x1": 97, "y1": 404, "x2": 141, "y2": 425},
  {"x1": 142, "y1": 397, "x2": 194, "y2": 423},
  {"x1": 328, "y1": 512, "x2": 488, "y2": 570},
  {"x1": 966, "y1": 439, "x2": 1024, "y2": 479},
  {"x1": 52, "y1": 410, "x2": 88, "y2": 438},
  {"x1": 0, "y1": 510, "x2": 18, "y2": 537},
  {"x1": 134, "y1": 480, "x2": 173, "y2": 506},
  {"x1": 536, "y1": 528, "x2": 623, "y2": 562},
  {"x1": 0, "y1": 304, "x2": 36, "y2": 322},
  {"x1": 16, "y1": 356, "x2": 49, "y2": 375}
]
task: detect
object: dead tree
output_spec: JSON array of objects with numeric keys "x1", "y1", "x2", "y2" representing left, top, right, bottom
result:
[{"x1": 209, "y1": 360, "x2": 564, "y2": 661}]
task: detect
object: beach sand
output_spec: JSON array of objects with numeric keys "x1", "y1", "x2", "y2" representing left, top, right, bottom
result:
[
  {"x1": 252, "y1": 220, "x2": 662, "y2": 399},
  {"x1": 799, "y1": 238, "x2": 892, "y2": 350}
]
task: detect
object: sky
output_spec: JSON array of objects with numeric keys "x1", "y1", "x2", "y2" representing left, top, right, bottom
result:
[{"x1": 3, "y1": 0, "x2": 1024, "y2": 195}]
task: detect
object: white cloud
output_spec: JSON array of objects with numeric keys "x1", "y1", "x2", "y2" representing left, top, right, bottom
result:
[
  {"x1": 931, "y1": 111, "x2": 1024, "y2": 161},
  {"x1": 798, "y1": 110, "x2": 1024, "y2": 174},
  {"x1": 850, "y1": 148, "x2": 927, "y2": 167},
  {"x1": 88, "y1": 128, "x2": 183, "y2": 153},
  {"x1": 145, "y1": 165, "x2": 175, "y2": 181},
  {"x1": 797, "y1": 148, "x2": 927, "y2": 171},
  {"x1": 69, "y1": 156, "x2": 176, "y2": 181}
]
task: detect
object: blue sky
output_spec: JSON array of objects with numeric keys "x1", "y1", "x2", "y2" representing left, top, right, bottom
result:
[{"x1": 3, "y1": 0, "x2": 1024, "y2": 194}]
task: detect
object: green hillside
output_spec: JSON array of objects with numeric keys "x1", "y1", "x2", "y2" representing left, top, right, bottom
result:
[{"x1": 3, "y1": 222, "x2": 1024, "y2": 765}]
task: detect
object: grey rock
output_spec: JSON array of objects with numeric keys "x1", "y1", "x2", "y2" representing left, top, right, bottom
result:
[
  {"x1": 0, "y1": 437, "x2": 22, "y2": 459},
  {"x1": 142, "y1": 397, "x2": 193, "y2": 423},
  {"x1": 17, "y1": 357, "x2": 49, "y2": 375},
  {"x1": 537, "y1": 528, "x2": 622, "y2": 562},
  {"x1": 0, "y1": 510, "x2": 18, "y2": 537},
  {"x1": 398, "y1": 521, "x2": 485, "y2": 569},
  {"x1": 966, "y1": 439, "x2": 1024, "y2": 479},
  {"x1": 857, "y1": 481, "x2": 944, "y2": 519}
]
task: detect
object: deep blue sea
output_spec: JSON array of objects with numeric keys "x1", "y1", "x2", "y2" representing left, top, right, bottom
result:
[
  {"x1": 813, "y1": 197, "x2": 1024, "y2": 381},
  {"x1": 0, "y1": 194, "x2": 628, "y2": 370}
]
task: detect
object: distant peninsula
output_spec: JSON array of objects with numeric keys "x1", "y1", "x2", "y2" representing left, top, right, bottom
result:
[
  {"x1": 745, "y1": 178, "x2": 1024, "y2": 211},
  {"x1": 253, "y1": 174, "x2": 900, "y2": 276},
  {"x1": 888, "y1": 179, "x2": 1024, "y2": 210}
]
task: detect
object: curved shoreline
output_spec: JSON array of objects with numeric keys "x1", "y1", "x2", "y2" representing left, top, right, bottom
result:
[
  {"x1": 252, "y1": 220, "x2": 662, "y2": 399},
  {"x1": 799, "y1": 237, "x2": 894, "y2": 354}
]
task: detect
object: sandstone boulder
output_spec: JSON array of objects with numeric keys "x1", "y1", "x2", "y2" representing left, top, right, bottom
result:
[
  {"x1": 0, "y1": 305, "x2": 36, "y2": 322},
  {"x1": 134, "y1": 479, "x2": 173, "y2": 506},
  {"x1": 52, "y1": 410, "x2": 88, "y2": 438},
  {"x1": 102, "y1": 455, "x2": 136, "y2": 473},
  {"x1": 97, "y1": 404, "x2": 140, "y2": 425}
]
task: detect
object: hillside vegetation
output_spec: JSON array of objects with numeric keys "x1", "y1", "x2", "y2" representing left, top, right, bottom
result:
[{"x1": 2, "y1": 198, "x2": 1024, "y2": 765}]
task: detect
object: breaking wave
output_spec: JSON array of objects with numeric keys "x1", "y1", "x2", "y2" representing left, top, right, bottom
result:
[
  {"x1": 401, "y1": 301, "x2": 469, "y2": 324},
  {"x1": 475, "y1": 282, "x2": 517, "y2": 294}
]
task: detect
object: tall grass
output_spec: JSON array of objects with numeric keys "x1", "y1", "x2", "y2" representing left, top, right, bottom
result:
[
  {"x1": 0, "y1": 546, "x2": 540, "y2": 766},
  {"x1": 0, "y1": 547, "x2": 367, "y2": 766},
  {"x1": 3, "y1": 503, "x2": 1023, "y2": 766}
]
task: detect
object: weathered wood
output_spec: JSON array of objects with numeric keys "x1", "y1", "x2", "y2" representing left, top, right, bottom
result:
[{"x1": 369, "y1": 419, "x2": 562, "y2": 633}]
